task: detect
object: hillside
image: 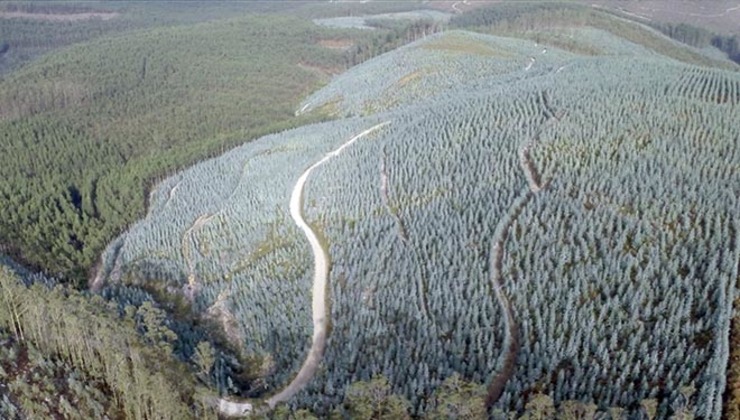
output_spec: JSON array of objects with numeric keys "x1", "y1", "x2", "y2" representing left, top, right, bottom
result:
[
  {"x1": 91, "y1": 23, "x2": 740, "y2": 418},
  {"x1": 0, "y1": 11, "x2": 434, "y2": 284}
]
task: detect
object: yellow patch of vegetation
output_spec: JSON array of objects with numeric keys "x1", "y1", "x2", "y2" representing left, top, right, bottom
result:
[
  {"x1": 316, "y1": 95, "x2": 343, "y2": 117},
  {"x1": 318, "y1": 39, "x2": 355, "y2": 51},
  {"x1": 422, "y1": 34, "x2": 513, "y2": 58},
  {"x1": 226, "y1": 243, "x2": 289, "y2": 281},
  {"x1": 298, "y1": 62, "x2": 342, "y2": 78},
  {"x1": 396, "y1": 70, "x2": 422, "y2": 88}
]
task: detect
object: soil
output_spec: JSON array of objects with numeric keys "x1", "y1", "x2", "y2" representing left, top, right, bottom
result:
[{"x1": 0, "y1": 11, "x2": 119, "y2": 22}]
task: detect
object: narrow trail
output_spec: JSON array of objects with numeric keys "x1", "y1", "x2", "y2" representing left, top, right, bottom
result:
[
  {"x1": 264, "y1": 121, "x2": 390, "y2": 409},
  {"x1": 485, "y1": 190, "x2": 530, "y2": 407},
  {"x1": 379, "y1": 150, "x2": 431, "y2": 320},
  {"x1": 525, "y1": 57, "x2": 536, "y2": 71},
  {"x1": 486, "y1": 96, "x2": 564, "y2": 408},
  {"x1": 163, "y1": 180, "x2": 182, "y2": 208},
  {"x1": 90, "y1": 241, "x2": 124, "y2": 292},
  {"x1": 379, "y1": 152, "x2": 410, "y2": 243},
  {"x1": 181, "y1": 162, "x2": 251, "y2": 300},
  {"x1": 181, "y1": 213, "x2": 215, "y2": 300},
  {"x1": 296, "y1": 102, "x2": 312, "y2": 116}
]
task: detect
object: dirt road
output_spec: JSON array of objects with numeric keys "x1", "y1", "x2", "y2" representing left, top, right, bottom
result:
[{"x1": 265, "y1": 121, "x2": 390, "y2": 408}]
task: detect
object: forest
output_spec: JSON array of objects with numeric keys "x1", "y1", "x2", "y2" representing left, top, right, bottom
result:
[
  {"x1": 1, "y1": 1, "x2": 739, "y2": 418},
  {"x1": 0, "y1": 3, "x2": 435, "y2": 285}
]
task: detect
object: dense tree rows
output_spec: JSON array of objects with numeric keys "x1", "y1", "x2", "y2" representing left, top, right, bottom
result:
[
  {"x1": 0, "y1": 14, "x2": 355, "y2": 283},
  {"x1": 0, "y1": 1, "x2": 302, "y2": 75},
  {"x1": 0, "y1": 3, "x2": 457, "y2": 286},
  {"x1": 296, "y1": 92, "x2": 546, "y2": 414},
  {"x1": 604, "y1": 13, "x2": 740, "y2": 65},
  {"x1": 492, "y1": 58, "x2": 740, "y2": 417},
  {"x1": 96, "y1": 118, "x2": 382, "y2": 394},
  {"x1": 293, "y1": 33, "x2": 738, "y2": 416},
  {"x1": 313, "y1": 10, "x2": 448, "y2": 31}
]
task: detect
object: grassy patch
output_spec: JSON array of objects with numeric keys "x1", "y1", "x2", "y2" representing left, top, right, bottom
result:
[{"x1": 422, "y1": 33, "x2": 513, "y2": 58}]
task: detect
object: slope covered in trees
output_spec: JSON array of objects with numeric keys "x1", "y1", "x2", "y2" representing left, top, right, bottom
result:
[
  {"x1": 91, "y1": 22, "x2": 740, "y2": 418},
  {"x1": 0, "y1": 10, "x2": 435, "y2": 285},
  {"x1": 0, "y1": 1, "x2": 304, "y2": 75}
]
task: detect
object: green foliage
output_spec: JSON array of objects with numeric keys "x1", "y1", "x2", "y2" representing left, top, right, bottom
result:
[
  {"x1": 520, "y1": 394, "x2": 555, "y2": 420},
  {"x1": 0, "y1": 4, "x2": 442, "y2": 286},
  {"x1": 427, "y1": 373, "x2": 487, "y2": 419},
  {"x1": 3, "y1": 3, "x2": 739, "y2": 418},
  {"x1": 0, "y1": 1, "x2": 303, "y2": 74},
  {"x1": 0, "y1": 14, "x2": 343, "y2": 283},
  {"x1": 0, "y1": 264, "x2": 210, "y2": 419},
  {"x1": 342, "y1": 376, "x2": 411, "y2": 420},
  {"x1": 637, "y1": 19, "x2": 740, "y2": 65},
  {"x1": 193, "y1": 340, "x2": 217, "y2": 383}
]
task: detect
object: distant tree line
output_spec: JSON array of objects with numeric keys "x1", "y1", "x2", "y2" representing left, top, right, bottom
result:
[
  {"x1": 449, "y1": 2, "x2": 733, "y2": 69},
  {"x1": 344, "y1": 18, "x2": 445, "y2": 67},
  {"x1": 649, "y1": 21, "x2": 740, "y2": 64}
]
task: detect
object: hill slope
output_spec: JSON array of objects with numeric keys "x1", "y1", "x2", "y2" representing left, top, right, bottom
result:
[
  {"x1": 0, "y1": 14, "x2": 360, "y2": 283},
  {"x1": 92, "y1": 27, "x2": 740, "y2": 418}
]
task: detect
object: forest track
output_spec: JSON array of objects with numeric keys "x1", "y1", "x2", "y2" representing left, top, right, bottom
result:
[
  {"x1": 379, "y1": 150, "x2": 431, "y2": 320},
  {"x1": 379, "y1": 152, "x2": 409, "y2": 243},
  {"x1": 181, "y1": 213, "x2": 215, "y2": 296},
  {"x1": 164, "y1": 181, "x2": 182, "y2": 208},
  {"x1": 264, "y1": 121, "x2": 390, "y2": 409},
  {"x1": 485, "y1": 191, "x2": 529, "y2": 407},
  {"x1": 90, "y1": 237, "x2": 125, "y2": 292},
  {"x1": 486, "y1": 99, "x2": 563, "y2": 408}
]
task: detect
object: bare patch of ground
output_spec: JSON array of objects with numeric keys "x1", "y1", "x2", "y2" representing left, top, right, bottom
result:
[
  {"x1": 0, "y1": 11, "x2": 119, "y2": 22},
  {"x1": 206, "y1": 290, "x2": 245, "y2": 352}
]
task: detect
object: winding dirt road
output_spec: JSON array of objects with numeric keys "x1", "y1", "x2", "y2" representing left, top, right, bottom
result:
[
  {"x1": 216, "y1": 122, "x2": 390, "y2": 416},
  {"x1": 264, "y1": 121, "x2": 390, "y2": 409}
]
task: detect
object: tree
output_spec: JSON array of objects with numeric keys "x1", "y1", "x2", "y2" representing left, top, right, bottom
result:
[
  {"x1": 558, "y1": 400, "x2": 597, "y2": 419},
  {"x1": 427, "y1": 373, "x2": 486, "y2": 419},
  {"x1": 193, "y1": 341, "x2": 216, "y2": 384},
  {"x1": 640, "y1": 399, "x2": 658, "y2": 420},
  {"x1": 521, "y1": 394, "x2": 555, "y2": 420},
  {"x1": 343, "y1": 376, "x2": 411, "y2": 420}
]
